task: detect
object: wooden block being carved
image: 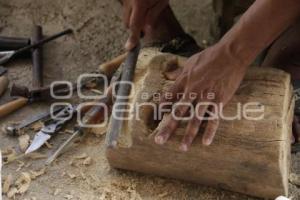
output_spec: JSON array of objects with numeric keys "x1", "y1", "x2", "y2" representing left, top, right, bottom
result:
[{"x1": 105, "y1": 49, "x2": 294, "y2": 199}]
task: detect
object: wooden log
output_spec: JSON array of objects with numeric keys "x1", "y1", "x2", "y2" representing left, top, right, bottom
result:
[{"x1": 105, "y1": 49, "x2": 293, "y2": 199}]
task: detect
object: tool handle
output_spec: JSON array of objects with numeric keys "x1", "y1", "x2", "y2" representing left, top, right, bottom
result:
[
  {"x1": 14, "y1": 29, "x2": 73, "y2": 56},
  {"x1": 0, "y1": 36, "x2": 30, "y2": 51},
  {"x1": 99, "y1": 53, "x2": 127, "y2": 78},
  {"x1": 31, "y1": 25, "x2": 44, "y2": 88},
  {"x1": 0, "y1": 76, "x2": 9, "y2": 97},
  {"x1": 0, "y1": 97, "x2": 28, "y2": 118}
]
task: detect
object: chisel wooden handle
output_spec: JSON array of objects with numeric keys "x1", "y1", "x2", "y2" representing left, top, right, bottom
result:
[
  {"x1": 0, "y1": 97, "x2": 28, "y2": 118},
  {"x1": 99, "y1": 53, "x2": 127, "y2": 78},
  {"x1": 0, "y1": 76, "x2": 9, "y2": 97}
]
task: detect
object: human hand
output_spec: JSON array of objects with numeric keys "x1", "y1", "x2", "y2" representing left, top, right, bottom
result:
[
  {"x1": 155, "y1": 44, "x2": 249, "y2": 151},
  {"x1": 122, "y1": 0, "x2": 169, "y2": 50}
]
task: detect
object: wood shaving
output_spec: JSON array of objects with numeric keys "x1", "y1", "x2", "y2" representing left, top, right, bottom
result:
[
  {"x1": 3, "y1": 174, "x2": 13, "y2": 194},
  {"x1": 158, "y1": 192, "x2": 169, "y2": 198},
  {"x1": 289, "y1": 173, "x2": 300, "y2": 186},
  {"x1": 90, "y1": 89, "x2": 103, "y2": 94},
  {"x1": 74, "y1": 153, "x2": 88, "y2": 160},
  {"x1": 18, "y1": 134, "x2": 30, "y2": 152},
  {"x1": 83, "y1": 157, "x2": 93, "y2": 166},
  {"x1": 45, "y1": 141, "x2": 53, "y2": 149},
  {"x1": 16, "y1": 160, "x2": 25, "y2": 172},
  {"x1": 64, "y1": 194, "x2": 74, "y2": 199},
  {"x1": 66, "y1": 171, "x2": 76, "y2": 179},
  {"x1": 7, "y1": 187, "x2": 18, "y2": 198},
  {"x1": 15, "y1": 172, "x2": 31, "y2": 194},
  {"x1": 28, "y1": 152, "x2": 47, "y2": 160},
  {"x1": 90, "y1": 125, "x2": 107, "y2": 137},
  {"x1": 80, "y1": 170, "x2": 87, "y2": 180},
  {"x1": 30, "y1": 121, "x2": 44, "y2": 131},
  {"x1": 30, "y1": 167, "x2": 46, "y2": 179},
  {"x1": 53, "y1": 188, "x2": 61, "y2": 196},
  {"x1": 3, "y1": 149, "x2": 17, "y2": 164},
  {"x1": 2, "y1": 147, "x2": 14, "y2": 155}
]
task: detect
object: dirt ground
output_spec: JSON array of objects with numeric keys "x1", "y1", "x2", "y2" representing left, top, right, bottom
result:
[{"x1": 0, "y1": 0, "x2": 299, "y2": 199}]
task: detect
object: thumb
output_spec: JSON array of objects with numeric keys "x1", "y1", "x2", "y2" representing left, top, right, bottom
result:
[{"x1": 125, "y1": 4, "x2": 146, "y2": 50}]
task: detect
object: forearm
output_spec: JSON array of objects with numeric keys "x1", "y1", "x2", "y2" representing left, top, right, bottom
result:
[{"x1": 219, "y1": 0, "x2": 300, "y2": 66}]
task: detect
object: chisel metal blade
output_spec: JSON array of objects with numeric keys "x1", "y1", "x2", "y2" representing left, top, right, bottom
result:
[
  {"x1": 25, "y1": 131, "x2": 51, "y2": 154},
  {"x1": 105, "y1": 43, "x2": 140, "y2": 148}
]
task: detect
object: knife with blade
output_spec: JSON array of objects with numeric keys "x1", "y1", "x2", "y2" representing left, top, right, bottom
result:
[{"x1": 25, "y1": 104, "x2": 77, "y2": 154}]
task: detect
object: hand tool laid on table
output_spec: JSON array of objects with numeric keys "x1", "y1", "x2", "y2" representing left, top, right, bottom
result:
[
  {"x1": 25, "y1": 104, "x2": 78, "y2": 154},
  {"x1": 0, "y1": 83, "x2": 72, "y2": 119},
  {"x1": 0, "y1": 28, "x2": 72, "y2": 65},
  {"x1": 4, "y1": 105, "x2": 65, "y2": 136},
  {"x1": 0, "y1": 66, "x2": 9, "y2": 97},
  {"x1": 46, "y1": 44, "x2": 140, "y2": 165}
]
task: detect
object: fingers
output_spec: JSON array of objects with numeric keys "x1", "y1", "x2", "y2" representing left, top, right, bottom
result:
[
  {"x1": 180, "y1": 104, "x2": 208, "y2": 151},
  {"x1": 202, "y1": 105, "x2": 219, "y2": 146},
  {"x1": 125, "y1": 2, "x2": 146, "y2": 50},
  {"x1": 164, "y1": 68, "x2": 183, "y2": 81},
  {"x1": 155, "y1": 97, "x2": 193, "y2": 145},
  {"x1": 145, "y1": 0, "x2": 169, "y2": 27}
]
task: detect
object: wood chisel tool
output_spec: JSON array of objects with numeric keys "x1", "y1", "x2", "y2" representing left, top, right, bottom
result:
[
  {"x1": 105, "y1": 43, "x2": 140, "y2": 148},
  {"x1": 0, "y1": 28, "x2": 72, "y2": 65}
]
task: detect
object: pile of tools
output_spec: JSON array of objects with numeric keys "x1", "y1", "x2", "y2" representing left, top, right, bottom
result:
[{"x1": 1, "y1": 25, "x2": 139, "y2": 165}]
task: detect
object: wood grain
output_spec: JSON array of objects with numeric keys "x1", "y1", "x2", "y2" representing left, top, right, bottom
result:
[{"x1": 105, "y1": 49, "x2": 293, "y2": 199}]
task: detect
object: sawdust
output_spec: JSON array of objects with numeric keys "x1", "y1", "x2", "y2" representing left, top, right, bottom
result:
[
  {"x1": 18, "y1": 134, "x2": 30, "y2": 152},
  {"x1": 2, "y1": 173, "x2": 13, "y2": 194}
]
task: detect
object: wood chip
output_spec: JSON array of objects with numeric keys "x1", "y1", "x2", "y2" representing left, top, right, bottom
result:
[
  {"x1": 28, "y1": 152, "x2": 47, "y2": 160},
  {"x1": 53, "y1": 188, "x2": 61, "y2": 196},
  {"x1": 2, "y1": 147, "x2": 14, "y2": 155},
  {"x1": 45, "y1": 141, "x2": 53, "y2": 149},
  {"x1": 80, "y1": 170, "x2": 87, "y2": 180},
  {"x1": 74, "y1": 153, "x2": 88, "y2": 160},
  {"x1": 83, "y1": 157, "x2": 93, "y2": 166},
  {"x1": 30, "y1": 121, "x2": 44, "y2": 131},
  {"x1": 7, "y1": 187, "x2": 18, "y2": 198},
  {"x1": 30, "y1": 167, "x2": 46, "y2": 179},
  {"x1": 64, "y1": 194, "x2": 74, "y2": 199},
  {"x1": 18, "y1": 134, "x2": 30, "y2": 152},
  {"x1": 90, "y1": 89, "x2": 103, "y2": 95},
  {"x1": 3, "y1": 174, "x2": 13, "y2": 194},
  {"x1": 289, "y1": 173, "x2": 300, "y2": 186},
  {"x1": 15, "y1": 172, "x2": 31, "y2": 194},
  {"x1": 158, "y1": 192, "x2": 169, "y2": 198},
  {"x1": 3, "y1": 149, "x2": 17, "y2": 164},
  {"x1": 16, "y1": 160, "x2": 25, "y2": 172},
  {"x1": 66, "y1": 171, "x2": 76, "y2": 179}
]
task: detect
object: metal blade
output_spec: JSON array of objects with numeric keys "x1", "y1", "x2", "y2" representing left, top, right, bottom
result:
[
  {"x1": 25, "y1": 131, "x2": 51, "y2": 154},
  {"x1": 0, "y1": 51, "x2": 14, "y2": 65},
  {"x1": 105, "y1": 43, "x2": 140, "y2": 148},
  {"x1": 46, "y1": 128, "x2": 83, "y2": 165},
  {"x1": 5, "y1": 105, "x2": 64, "y2": 136}
]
